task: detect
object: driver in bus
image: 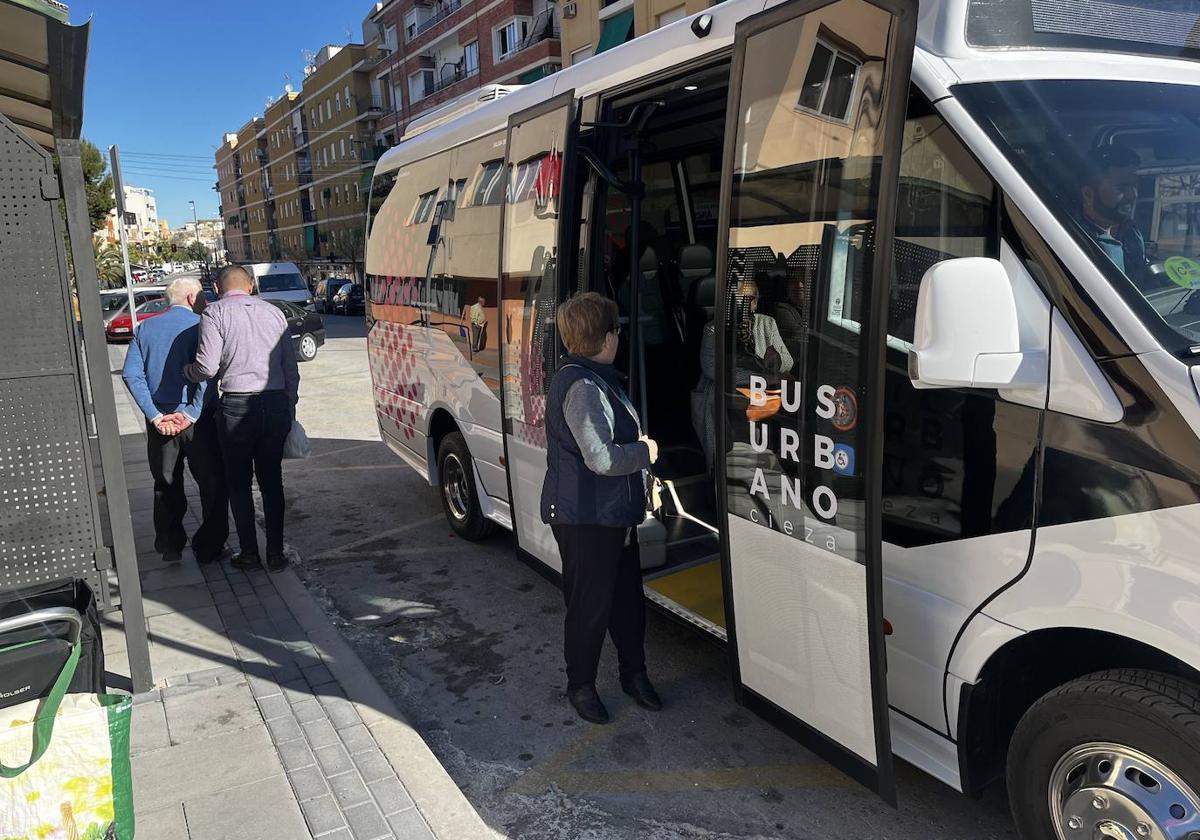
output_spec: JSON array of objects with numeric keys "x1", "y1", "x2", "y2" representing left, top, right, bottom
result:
[{"x1": 1079, "y1": 145, "x2": 1149, "y2": 290}]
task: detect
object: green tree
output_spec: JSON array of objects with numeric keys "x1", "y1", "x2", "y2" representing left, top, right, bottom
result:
[
  {"x1": 92, "y1": 240, "x2": 125, "y2": 287},
  {"x1": 81, "y1": 140, "x2": 114, "y2": 233}
]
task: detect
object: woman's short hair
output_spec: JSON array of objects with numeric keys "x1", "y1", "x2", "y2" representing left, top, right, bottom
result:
[{"x1": 557, "y1": 292, "x2": 618, "y2": 357}]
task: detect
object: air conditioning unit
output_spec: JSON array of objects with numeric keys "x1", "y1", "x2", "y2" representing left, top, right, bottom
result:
[{"x1": 563, "y1": 2, "x2": 577, "y2": 17}]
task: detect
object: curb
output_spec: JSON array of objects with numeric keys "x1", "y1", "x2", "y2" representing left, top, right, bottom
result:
[{"x1": 266, "y1": 561, "x2": 498, "y2": 840}]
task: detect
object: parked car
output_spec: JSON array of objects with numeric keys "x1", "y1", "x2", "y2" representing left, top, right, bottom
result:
[
  {"x1": 332, "y1": 283, "x2": 365, "y2": 316},
  {"x1": 100, "y1": 290, "x2": 164, "y2": 327},
  {"x1": 313, "y1": 277, "x2": 351, "y2": 314},
  {"x1": 269, "y1": 300, "x2": 325, "y2": 362},
  {"x1": 105, "y1": 296, "x2": 169, "y2": 342}
]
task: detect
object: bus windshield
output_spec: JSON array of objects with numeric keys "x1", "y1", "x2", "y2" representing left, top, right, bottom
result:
[
  {"x1": 257, "y1": 272, "x2": 307, "y2": 293},
  {"x1": 959, "y1": 79, "x2": 1200, "y2": 356}
]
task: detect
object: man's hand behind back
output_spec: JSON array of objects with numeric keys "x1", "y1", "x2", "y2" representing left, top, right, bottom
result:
[{"x1": 153, "y1": 413, "x2": 193, "y2": 436}]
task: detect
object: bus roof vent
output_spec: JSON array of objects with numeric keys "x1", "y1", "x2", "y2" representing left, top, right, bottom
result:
[{"x1": 401, "y1": 84, "x2": 521, "y2": 140}]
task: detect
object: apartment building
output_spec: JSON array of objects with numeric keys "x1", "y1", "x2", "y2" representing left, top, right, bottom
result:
[
  {"x1": 363, "y1": 0, "x2": 562, "y2": 145},
  {"x1": 214, "y1": 44, "x2": 383, "y2": 279},
  {"x1": 100, "y1": 184, "x2": 161, "y2": 247},
  {"x1": 559, "y1": 0, "x2": 708, "y2": 67}
]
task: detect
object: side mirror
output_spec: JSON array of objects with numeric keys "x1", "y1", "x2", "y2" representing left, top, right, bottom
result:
[{"x1": 908, "y1": 257, "x2": 1046, "y2": 390}]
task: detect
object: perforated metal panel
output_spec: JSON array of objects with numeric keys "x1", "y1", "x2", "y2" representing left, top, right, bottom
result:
[{"x1": 0, "y1": 116, "x2": 105, "y2": 601}]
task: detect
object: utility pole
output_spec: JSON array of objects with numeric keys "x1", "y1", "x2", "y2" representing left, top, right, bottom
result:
[
  {"x1": 108, "y1": 145, "x2": 139, "y2": 334},
  {"x1": 189, "y1": 199, "x2": 209, "y2": 275}
]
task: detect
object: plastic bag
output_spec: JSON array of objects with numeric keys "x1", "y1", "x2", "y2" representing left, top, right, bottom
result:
[{"x1": 283, "y1": 419, "x2": 312, "y2": 459}]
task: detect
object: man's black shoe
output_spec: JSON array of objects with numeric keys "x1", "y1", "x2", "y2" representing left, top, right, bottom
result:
[
  {"x1": 265, "y1": 552, "x2": 288, "y2": 574},
  {"x1": 161, "y1": 549, "x2": 183, "y2": 564},
  {"x1": 195, "y1": 546, "x2": 232, "y2": 565},
  {"x1": 621, "y1": 672, "x2": 663, "y2": 711},
  {"x1": 567, "y1": 686, "x2": 610, "y2": 724},
  {"x1": 231, "y1": 552, "x2": 262, "y2": 570}
]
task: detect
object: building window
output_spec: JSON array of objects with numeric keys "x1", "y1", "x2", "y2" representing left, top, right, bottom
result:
[
  {"x1": 384, "y1": 24, "x2": 398, "y2": 51},
  {"x1": 570, "y1": 45, "x2": 593, "y2": 65},
  {"x1": 344, "y1": 84, "x2": 352, "y2": 107},
  {"x1": 326, "y1": 99, "x2": 332, "y2": 120},
  {"x1": 409, "y1": 69, "x2": 435, "y2": 102},
  {"x1": 404, "y1": 9, "x2": 419, "y2": 39},
  {"x1": 336, "y1": 96, "x2": 342, "y2": 113},
  {"x1": 494, "y1": 18, "x2": 530, "y2": 62},
  {"x1": 340, "y1": 138, "x2": 346, "y2": 158},
  {"x1": 464, "y1": 40, "x2": 479, "y2": 75},
  {"x1": 796, "y1": 39, "x2": 861, "y2": 123},
  {"x1": 656, "y1": 5, "x2": 687, "y2": 27}
]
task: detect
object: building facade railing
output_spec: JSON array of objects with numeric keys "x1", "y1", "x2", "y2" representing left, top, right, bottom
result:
[{"x1": 413, "y1": 0, "x2": 463, "y2": 39}]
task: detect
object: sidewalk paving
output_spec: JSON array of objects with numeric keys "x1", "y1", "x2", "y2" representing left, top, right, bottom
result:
[{"x1": 104, "y1": 371, "x2": 496, "y2": 840}]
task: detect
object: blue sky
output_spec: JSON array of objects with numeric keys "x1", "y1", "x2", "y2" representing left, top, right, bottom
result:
[{"x1": 77, "y1": 1, "x2": 369, "y2": 228}]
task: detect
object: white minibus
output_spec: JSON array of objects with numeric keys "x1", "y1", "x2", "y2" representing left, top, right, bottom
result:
[{"x1": 366, "y1": 0, "x2": 1200, "y2": 834}]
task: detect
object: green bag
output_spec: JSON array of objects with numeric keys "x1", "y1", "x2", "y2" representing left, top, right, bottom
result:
[{"x1": 0, "y1": 640, "x2": 134, "y2": 840}]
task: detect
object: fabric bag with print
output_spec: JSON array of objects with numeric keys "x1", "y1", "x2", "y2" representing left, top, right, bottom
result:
[{"x1": 0, "y1": 640, "x2": 134, "y2": 840}]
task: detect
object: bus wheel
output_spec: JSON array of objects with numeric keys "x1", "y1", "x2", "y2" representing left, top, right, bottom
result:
[
  {"x1": 1007, "y1": 669, "x2": 1200, "y2": 840},
  {"x1": 437, "y1": 432, "x2": 496, "y2": 541}
]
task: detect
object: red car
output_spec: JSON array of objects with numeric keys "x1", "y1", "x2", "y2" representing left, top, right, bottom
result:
[{"x1": 105, "y1": 296, "x2": 168, "y2": 342}]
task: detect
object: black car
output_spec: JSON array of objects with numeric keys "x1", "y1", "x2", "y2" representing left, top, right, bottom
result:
[
  {"x1": 332, "y1": 282, "x2": 365, "y2": 316},
  {"x1": 314, "y1": 277, "x2": 352, "y2": 314},
  {"x1": 269, "y1": 299, "x2": 326, "y2": 362}
]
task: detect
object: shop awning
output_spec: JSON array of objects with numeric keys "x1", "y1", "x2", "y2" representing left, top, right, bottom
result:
[
  {"x1": 0, "y1": 0, "x2": 88, "y2": 149},
  {"x1": 595, "y1": 8, "x2": 634, "y2": 55}
]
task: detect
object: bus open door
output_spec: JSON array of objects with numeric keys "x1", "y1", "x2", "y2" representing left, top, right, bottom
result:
[{"x1": 714, "y1": 0, "x2": 916, "y2": 803}]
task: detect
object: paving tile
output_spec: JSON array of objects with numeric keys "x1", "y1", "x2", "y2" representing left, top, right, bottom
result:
[
  {"x1": 321, "y1": 695, "x2": 362, "y2": 731},
  {"x1": 247, "y1": 674, "x2": 281, "y2": 698},
  {"x1": 277, "y1": 737, "x2": 317, "y2": 772},
  {"x1": 338, "y1": 723, "x2": 377, "y2": 755},
  {"x1": 291, "y1": 698, "x2": 326, "y2": 724},
  {"x1": 141, "y1": 584, "x2": 215, "y2": 618},
  {"x1": 314, "y1": 743, "x2": 354, "y2": 776},
  {"x1": 130, "y1": 699, "x2": 170, "y2": 756},
  {"x1": 287, "y1": 763, "x2": 331, "y2": 802},
  {"x1": 367, "y1": 776, "x2": 415, "y2": 816},
  {"x1": 133, "y1": 803, "x2": 188, "y2": 838},
  {"x1": 140, "y1": 562, "x2": 206, "y2": 592},
  {"x1": 163, "y1": 681, "x2": 261, "y2": 744},
  {"x1": 302, "y1": 662, "x2": 335, "y2": 687},
  {"x1": 302, "y1": 717, "x2": 341, "y2": 750},
  {"x1": 300, "y1": 793, "x2": 347, "y2": 836},
  {"x1": 352, "y1": 748, "x2": 395, "y2": 784},
  {"x1": 387, "y1": 807, "x2": 435, "y2": 840},
  {"x1": 256, "y1": 692, "x2": 291, "y2": 721},
  {"x1": 184, "y1": 773, "x2": 309, "y2": 840},
  {"x1": 267, "y1": 713, "x2": 304, "y2": 745},
  {"x1": 131, "y1": 726, "x2": 281, "y2": 805},
  {"x1": 328, "y1": 769, "x2": 372, "y2": 808},
  {"x1": 314, "y1": 829, "x2": 353, "y2": 840},
  {"x1": 344, "y1": 801, "x2": 389, "y2": 839}
]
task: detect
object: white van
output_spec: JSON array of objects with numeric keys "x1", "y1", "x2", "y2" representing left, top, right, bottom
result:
[
  {"x1": 365, "y1": 0, "x2": 1200, "y2": 834},
  {"x1": 246, "y1": 262, "x2": 313, "y2": 308}
]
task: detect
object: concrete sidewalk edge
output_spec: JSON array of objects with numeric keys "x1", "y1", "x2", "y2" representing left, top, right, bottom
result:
[{"x1": 267, "y1": 564, "x2": 499, "y2": 840}]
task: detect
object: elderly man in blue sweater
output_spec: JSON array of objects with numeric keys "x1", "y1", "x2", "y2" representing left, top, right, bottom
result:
[{"x1": 122, "y1": 276, "x2": 229, "y2": 564}]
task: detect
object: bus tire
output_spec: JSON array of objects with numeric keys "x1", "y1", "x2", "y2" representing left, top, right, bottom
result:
[
  {"x1": 1006, "y1": 668, "x2": 1200, "y2": 840},
  {"x1": 437, "y1": 432, "x2": 496, "y2": 541}
]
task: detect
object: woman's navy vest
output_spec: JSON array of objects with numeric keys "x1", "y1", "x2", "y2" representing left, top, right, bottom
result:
[{"x1": 540, "y1": 356, "x2": 646, "y2": 528}]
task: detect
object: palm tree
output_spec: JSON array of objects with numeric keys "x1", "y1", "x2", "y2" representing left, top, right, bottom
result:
[{"x1": 92, "y1": 240, "x2": 125, "y2": 288}]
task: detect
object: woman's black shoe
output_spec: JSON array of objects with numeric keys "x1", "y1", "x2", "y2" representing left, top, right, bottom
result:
[
  {"x1": 621, "y1": 672, "x2": 663, "y2": 711},
  {"x1": 567, "y1": 686, "x2": 610, "y2": 724}
]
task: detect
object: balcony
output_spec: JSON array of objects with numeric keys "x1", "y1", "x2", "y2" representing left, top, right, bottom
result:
[
  {"x1": 413, "y1": 0, "x2": 462, "y2": 38},
  {"x1": 359, "y1": 95, "x2": 383, "y2": 115},
  {"x1": 432, "y1": 62, "x2": 479, "y2": 94},
  {"x1": 496, "y1": 10, "x2": 560, "y2": 64},
  {"x1": 293, "y1": 127, "x2": 308, "y2": 147}
]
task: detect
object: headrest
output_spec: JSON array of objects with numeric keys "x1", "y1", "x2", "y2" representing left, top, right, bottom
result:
[
  {"x1": 640, "y1": 245, "x2": 659, "y2": 278},
  {"x1": 678, "y1": 243, "x2": 714, "y2": 279}
]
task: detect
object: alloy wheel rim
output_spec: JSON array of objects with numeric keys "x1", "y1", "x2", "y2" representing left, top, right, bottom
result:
[
  {"x1": 1049, "y1": 741, "x2": 1200, "y2": 840},
  {"x1": 442, "y1": 453, "x2": 469, "y2": 521},
  {"x1": 301, "y1": 335, "x2": 316, "y2": 358}
]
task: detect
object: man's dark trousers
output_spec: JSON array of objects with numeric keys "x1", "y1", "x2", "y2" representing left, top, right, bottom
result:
[
  {"x1": 552, "y1": 523, "x2": 647, "y2": 690},
  {"x1": 147, "y1": 407, "x2": 229, "y2": 560},
  {"x1": 218, "y1": 390, "x2": 291, "y2": 558}
]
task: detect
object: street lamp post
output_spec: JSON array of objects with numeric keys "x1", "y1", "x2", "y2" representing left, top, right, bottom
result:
[{"x1": 189, "y1": 200, "x2": 209, "y2": 275}]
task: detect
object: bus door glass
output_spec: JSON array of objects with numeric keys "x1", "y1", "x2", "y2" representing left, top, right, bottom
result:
[
  {"x1": 499, "y1": 91, "x2": 579, "y2": 570},
  {"x1": 715, "y1": 0, "x2": 915, "y2": 801}
]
